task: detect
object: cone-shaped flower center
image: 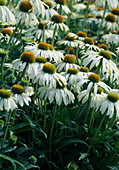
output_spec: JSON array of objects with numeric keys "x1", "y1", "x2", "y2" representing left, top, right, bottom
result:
[
  {"x1": 64, "y1": 34, "x2": 77, "y2": 41},
  {"x1": 88, "y1": 73, "x2": 100, "y2": 83},
  {"x1": 84, "y1": 37, "x2": 94, "y2": 45},
  {"x1": 108, "y1": 92, "x2": 119, "y2": 102},
  {"x1": 20, "y1": 52, "x2": 35, "y2": 63},
  {"x1": 49, "y1": 44, "x2": 54, "y2": 51},
  {"x1": 67, "y1": 68, "x2": 78, "y2": 75},
  {"x1": 112, "y1": 8, "x2": 119, "y2": 16},
  {"x1": 79, "y1": 66, "x2": 89, "y2": 72},
  {"x1": 88, "y1": 14, "x2": 95, "y2": 18},
  {"x1": 44, "y1": 1, "x2": 52, "y2": 8},
  {"x1": 64, "y1": 55, "x2": 75, "y2": 64},
  {"x1": 56, "y1": 81, "x2": 66, "y2": 89},
  {"x1": 83, "y1": 1, "x2": 88, "y2": 5},
  {"x1": 55, "y1": 0, "x2": 66, "y2": 5},
  {"x1": 51, "y1": 14, "x2": 63, "y2": 23},
  {"x1": 43, "y1": 63, "x2": 56, "y2": 74},
  {"x1": 93, "y1": 86, "x2": 104, "y2": 94},
  {"x1": 35, "y1": 56, "x2": 46, "y2": 63},
  {"x1": 96, "y1": 15, "x2": 102, "y2": 19},
  {"x1": 19, "y1": 1, "x2": 32, "y2": 12},
  {"x1": 65, "y1": 47, "x2": 75, "y2": 54},
  {"x1": 0, "y1": 89, "x2": 11, "y2": 98},
  {"x1": 100, "y1": 50, "x2": 112, "y2": 60},
  {"x1": 38, "y1": 42, "x2": 49, "y2": 50},
  {"x1": 38, "y1": 21, "x2": 48, "y2": 30},
  {"x1": 1, "y1": 28, "x2": 12, "y2": 36},
  {"x1": 12, "y1": 85, "x2": 24, "y2": 94},
  {"x1": 0, "y1": 0, "x2": 6, "y2": 6},
  {"x1": 112, "y1": 30, "x2": 117, "y2": 34},
  {"x1": 100, "y1": 44, "x2": 109, "y2": 50},
  {"x1": 76, "y1": 31, "x2": 87, "y2": 38},
  {"x1": 96, "y1": 7, "x2": 103, "y2": 10},
  {"x1": 106, "y1": 14, "x2": 116, "y2": 23}
]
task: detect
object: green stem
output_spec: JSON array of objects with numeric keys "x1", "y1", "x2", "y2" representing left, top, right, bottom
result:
[
  {"x1": 51, "y1": 25, "x2": 57, "y2": 46},
  {"x1": 107, "y1": 114, "x2": 116, "y2": 130},
  {"x1": 82, "y1": 0, "x2": 90, "y2": 31},
  {"x1": 42, "y1": 23, "x2": 45, "y2": 42},
  {"x1": 16, "y1": 63, "x2": 28, "y2": 83},
  {"x1": 43, "y1": 100, "x2": 47, "y2": 131},
  {"x1": 87, "y1": 112, "x2": 107, "y2": 154},
  {"x1": 11, "y1": 109, "x2": 17, "y2": 129},
  {"x1": 1, "y1": 56, "x2": 5, "y2": 86},
  {"x1": 31, "y1": 82, "x2": 38, "y2": 120},
  {"x1": 1, "y1": 111, "x2": 12, "y2": 149},
  {"x1": 97, "y1": 0, "x2": 107, "y2": 41},
  {"x1": 49, "y1": 103, "x2": 57, "y2": 159},
  {"x1": 88, "y1": 108, "x2": 94, "y2": 131},
  {"x1": 76, "y1": 45, "x2": 79, "y2": 64},
  {"x1": 7, "y1": 19, "x2": 21, "y2": 51}
]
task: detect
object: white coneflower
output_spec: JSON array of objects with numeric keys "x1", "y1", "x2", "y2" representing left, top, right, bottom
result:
[
  {"x1": 77, "y1": 74, "x2": 111, "y2": 104},
  {"x1": 47, "y1": 14, "x2": 69, "y2": 32},
  {"x1": 102, "y1": 30, "x2": 119, "y2": 45},
  {"x1": 83, "y1": 37, "x2": 100, "y2": 51},
  {"x1": 61, "y1": 68, "x2": 82, "y2": 93},
  {"x1": 38, "y1": 82, "x2": 75, "y2": 106},
  {"x1": 57, "y1": 33, "x2": 83, "y2": 48},
  {"x1": 0, "y1": 28, "x2": 12, "y2": 43},
  {"x1": 24, "y1": 21, "x2": 53, "y2": 41},
  {"x1": 25, "y1": 42, "x2": 64, "y2": 62},
  {"x1": 34, "y1": 63, "x2": 67, "y2": 88},
  {"x1": 95, "y1": 92, "x2": 119, "y2": 118},
  {"x1": 0, "y1": 0, "x2": 16, "y2": 25},
  {"x1": 42, "y1": 1, "x2": 58, "y2": 20},
  {"x1": 12, "y1": 51, "x2": 37, "y2": 79},
  {"x1": 0, "y1": 89, "x2": 17, "y2": 112},
  {"x1": 55, "y1": 54, "x2": 80, "y2": 72},
  {"x1": 99, "y1": 14, "x2": 119, "y2": 31},
  {"x1": 11, "y1": 85, "x2": 31, "y2": 107},
  {"x1": 94, "y1": 0, "x2": 118, "y2": 10},
  {"x1": 13, "y1": 1, "x2": 38, "y2": 28},
  {"x1": 81, "y1": 50, "x2": 119, "y2": 83},
  {"x1": 34, "y1": 56, "x2": 47, "y2": 70}
]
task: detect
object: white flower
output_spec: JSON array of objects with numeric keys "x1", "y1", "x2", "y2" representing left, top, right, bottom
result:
[
  {"x1": 0, "y1": 89, "x2": 17, "y2": 112},
  {"x1": 57, "y1": 33, "x2": 83, "y2": 48},
  {"x1": 42, "y1": 1, "x2": 58, "y2": 20},
  {"x1": 102, "y1": 32, "x2": 119, "y2": 45},
  {"x1": 12, "y1": 52, "x2": 37, "y2": 79},
  {"x1": 77, "y1": 73, "x2": 111, "y2": 94},
  {"x1": 82, "y1": 37, "x2": 100, "y2": 51},
  {"x1": 94, "y1": 0, "x2": 118, "y2": 10},
  {"x1": 24, "y1": 21, "x2": 53, "y2": 41},
  {"x1": 38, "y1": 85, "x2": 75, "y2": 106},
  {"x1": 55, "y1": 54, "x2": 80, "y2": 72},
  {"x1": 0, "y1": 1, "x2": 16, "y2": 25},
  {"x1": 13, "y1": 1, "x2": 38, "y2": 28},
  {"x1": 11, "y1": 85, "x2": 31, "y2": 107},
  {"x1": 25, "y1": 42, "x2": 64, "y2": 62},
  {"x1": 34, "y1": 63, "x2": 67, "y2": 88},
  {"x1": 46, "y1": 14, "x2": 69, "y2": 32},
  {"x1": 81, "y1": 50, "x2": 119, "y2": 83},
  {"x1": 95, "y1": 92, "x2": 119, "y2": 118}
]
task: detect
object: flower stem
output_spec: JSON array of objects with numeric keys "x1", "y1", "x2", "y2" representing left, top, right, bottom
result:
[
  {"x1": 43, "y1": 100, "x2": 47, "y2": 131},
  {"x1": 87, "y1": 112, "x2": 107, "y2": 154},
  {"x1": 42, "y1": 23, "x2": 45, "y2": 42},
  {"x1": 97, "y1": 0, "x2": 107, "y2": 41},
  {"x1": 1, "y1": 111, "x2": 12, "y2": 149},
  {"x1": 107, "y1": 114, "x2": 116, "y2": 130},
  {"x1": 88, "y1": 108, "x2": 94, "y2": 131},
  {"x1": 31, "y1": 82, "x2": 38, "y2": 120},
  {"x1": 76, "y1": 45, "x2": 79, "y2": 64},
  {"x1": 49, "y1": 103, "x2": 57, "y2": 159},
  {"x1": 16, "y1": 63, "x2": 28, "y2": 83},
  {"x1": 82, "y1": 0, "x2": 90, "y2": 31},
  {"x1": 51, "y1": 25, "x2": 57, "y2": 46},
  {"x1": 1, "y1": 56, "x2": 5, "y2": 86}
]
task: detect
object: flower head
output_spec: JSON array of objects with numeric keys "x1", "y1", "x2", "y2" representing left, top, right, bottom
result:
[
  {"x1": 64, "y1": 55, "x2": 75, "y2": 64},
  {"x1": 19, "y1": 1, "x2": 32, "y2": 12},
  {"x1": 43, "y1": 63, "x2": 56, "y2": 74},
  {"x1": 0, "y1": 89, "x2": 11, "y2": 98},
  {"x1": 106, "y1": 14, "x2": 116, "y2": 23},
  {"x1": 51, "y1": 14, "x2": 64, "y2": 23},
  {"x1": 0, "y1": 0, "x2": 6, "y2": 6},
  {"x1": 111, "y1": 8, "x2": 119, "y2": 16},
  {"x1": 1, "y1": 28, "x2": 12, "y2": 36},
  {"x1": 84, "y1": 37, "x2": 94, "y2": 45},
  {"x1": 20, "y1": 52, "x2": 35, "y2": 63},
  {"x1": 99, "y1": 50, "x2": 112, "y2": 60},
  {"x1": 88, "y1": 73, "x2": 100, "y2": 83},
  {"x1": 55, "y1": 0, "x2": 66, "y2": 5},
  {"x1": 11, "y1": 85, "x2": 24, "y2": 94}
]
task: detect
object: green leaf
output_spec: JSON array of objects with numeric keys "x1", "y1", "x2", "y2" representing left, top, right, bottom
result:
[{"x1": 0, "y1": 153, "x2": 26, "y2": 170}]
